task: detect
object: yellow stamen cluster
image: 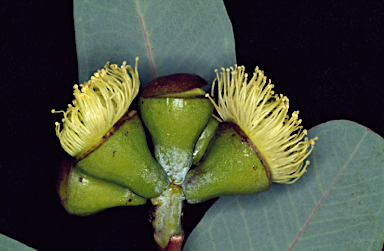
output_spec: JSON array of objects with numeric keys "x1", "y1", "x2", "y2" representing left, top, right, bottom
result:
[
  {"x1": 207, "y1": 65, "x2": 318, "y2": 184},
  {"x1": 52, "y1": 57, "x2": 140, "y2": 157}
]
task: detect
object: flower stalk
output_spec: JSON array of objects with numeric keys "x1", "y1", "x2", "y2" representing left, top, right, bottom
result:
[{"x1": 151, "y1": 184, "x2": 185, "y2": 249}]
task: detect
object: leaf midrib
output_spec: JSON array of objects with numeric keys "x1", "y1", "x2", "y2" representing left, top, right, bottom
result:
[
  {"x1": 288, "y1": 129, "x2": 368, "y2": 250},
  {"x1": 134, "y1": 0, "x2": 156, "y2": 79}
]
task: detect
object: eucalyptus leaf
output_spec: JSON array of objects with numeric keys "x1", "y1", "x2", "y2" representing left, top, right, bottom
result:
[
  {"x1": 0, "y1": 234, "x2": 37, "y2": 251},
  {"x1": 184, "y1": 120, "x2": 384, "y2": 251},
  {"x1": 74, "y1": 0, "x2": 236, "y2": 88}
]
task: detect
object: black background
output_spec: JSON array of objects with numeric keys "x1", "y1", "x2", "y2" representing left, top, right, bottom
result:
[{"x1": 1, "y1": 0, "x2": 383, "y2": 250}]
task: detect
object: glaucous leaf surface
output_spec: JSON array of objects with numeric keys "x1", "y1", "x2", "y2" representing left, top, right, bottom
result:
[
  {"x1": 184, "y1": 120, "x2": 384, "y2": 251},
  {"x1": 0, "y1": 234, "x2": 37, "y2": 251},
  {"x1": 74, "y1": 0, "x2": 236, "y2": 88}
]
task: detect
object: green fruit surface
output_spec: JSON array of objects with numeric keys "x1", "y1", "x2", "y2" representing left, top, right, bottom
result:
[
  {"x1": 182, "y1": 123, "x2": 270, "y2": 204},
  {"x1": 139, "y1": 97, "x2": 213, "y2": 184},
  {"x1": 61, "y1": 167, "x2": 146, "y2": 216},
  {"x1": 192, "y1": 117, "x2": 220, "y2": 166},
  {"x1": 76, "y1": 114, "x2": 169, "y2": 199}
]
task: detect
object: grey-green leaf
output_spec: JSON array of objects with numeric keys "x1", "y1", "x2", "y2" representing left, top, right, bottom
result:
[
  {"x1": 0, "y1": 234, "x2": 37, "y2": 251},
  {"x1": 184, "y1": 120, "x2": 384, "y2": 251},
  {"x1": 74, "y1": 0, "x2": 236, "y2": 88}
]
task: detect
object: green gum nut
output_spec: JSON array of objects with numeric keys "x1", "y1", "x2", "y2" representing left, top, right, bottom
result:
[
  {"x1": 57, "y1": 158, "x2": 146, "y2": 216},
  {"x1": 75, "y1": 111, "x2": 169, "y2": 199},
  {"x1": 182, "y1": 122, "x2": 272, "y2": 204},
  {"x1": 192, "y1": 117, "x2": 220, "y2": 166},
  {"x1": 139, "y1": 74, "x2": 213, "y2": 184}
]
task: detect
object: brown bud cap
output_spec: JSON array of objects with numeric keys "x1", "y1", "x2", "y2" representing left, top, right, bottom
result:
[{"x1": 141, "y1": 73, "x2": 208, "y2": 98}]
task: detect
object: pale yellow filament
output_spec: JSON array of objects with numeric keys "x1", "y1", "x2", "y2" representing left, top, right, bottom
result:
[
  {"x1": 207, "y1": 65, "x2": 318, "y2": 184},
  {"x1": 52, "y1": 57, "x2": 140, "y2": 157}
]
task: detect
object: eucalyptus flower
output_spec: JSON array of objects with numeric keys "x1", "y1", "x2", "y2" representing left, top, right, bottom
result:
[
  {"x1": 208, "y1": 65, "x2": 318, "y2": 184},
  {"x1": 52, "y1": 58, "x2": 140, "y2": 157},
  {"x1": 183, "y1": 65, "x2": 318, "y2": 203},
  {"x1": 52, "y1": 57, "x2": 169, "y2": 199}
]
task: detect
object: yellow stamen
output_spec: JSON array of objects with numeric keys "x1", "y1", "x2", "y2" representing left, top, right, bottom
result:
[
  {"x1": 52, "y1": 57, "x2": 140, "y2": 157},
  {"x1": 207, "y1": 65, "x2": 318, "y2": 184}
]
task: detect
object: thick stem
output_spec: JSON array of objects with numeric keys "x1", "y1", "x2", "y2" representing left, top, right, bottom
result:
[
  {"x1": 158, "y1": 235, "x2": 184, "y2": 251},
  {"x1": 151, "y1": 184, "x2": 184, "y2": 249}
]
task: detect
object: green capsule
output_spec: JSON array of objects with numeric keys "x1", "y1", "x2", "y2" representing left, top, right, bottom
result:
[
  {"x1": 192, "y1": 117, "x2": 220, "y2": 166},
  {"x1": 139, "y1": 74, "x2": 213, "y2": 184},
  {"x1": 75, "y1": 111, "x2": 169, "y2": 199},
  {"x1": 182, "y1": 122, "x2": 271, "y2": 204},
  {"x1": 57, "y1": 159, "x2": 147, "y2": 216}
]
